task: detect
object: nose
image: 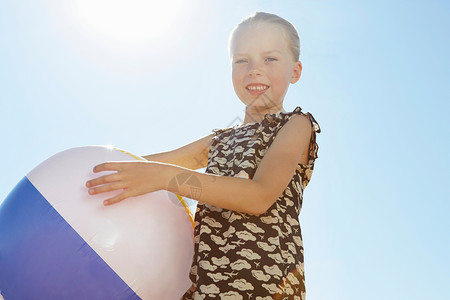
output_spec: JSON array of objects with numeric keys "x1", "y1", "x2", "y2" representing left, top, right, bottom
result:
[{"x1": 248, "y1": 62, "x2": 262, "y2": 77}]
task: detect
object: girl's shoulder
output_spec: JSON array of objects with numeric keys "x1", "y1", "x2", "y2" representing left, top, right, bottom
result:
[
  {"x1": 279, "y1": 107, "x2": 321, "y2": 134},
  {"x1": 273, "y1": 107, "x2": 321, "y2": 166}
]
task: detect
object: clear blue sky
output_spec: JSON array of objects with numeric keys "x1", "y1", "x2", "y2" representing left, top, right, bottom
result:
[{"x1": 1, "y1": 0, "x2": 449, "y2": 299}]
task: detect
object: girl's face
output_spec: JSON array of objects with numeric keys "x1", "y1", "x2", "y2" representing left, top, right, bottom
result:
[{"x1": 230, "y1": 23, "x2": 302, "y2": 111}]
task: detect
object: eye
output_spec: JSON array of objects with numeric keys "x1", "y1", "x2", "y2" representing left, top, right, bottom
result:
[
  {"x1": 234, "y1": 59, "x2": 248, "y2": 64},
  {"x1": 265, "y1": 57, "x2": 278, "y2": 62}
]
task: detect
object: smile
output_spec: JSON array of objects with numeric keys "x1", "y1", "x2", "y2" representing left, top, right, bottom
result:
[{"x1": 246, "y1": 84, "x2": 269, "y2": 92}]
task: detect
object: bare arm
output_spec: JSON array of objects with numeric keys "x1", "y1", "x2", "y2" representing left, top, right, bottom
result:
[
  {"x1": 87, "y1": 115, "x2": 312, "y2": 215},
  {"x1": 162, "y1": 115, "x2": 312, "y2": 214},
  {"x1": 142, "y1": 133, "x2": 214, "y2": 170}
]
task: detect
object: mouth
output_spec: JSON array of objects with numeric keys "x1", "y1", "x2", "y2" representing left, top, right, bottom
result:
[{"x1": 246, "y1": 84, "x2": 269, "y2": 95}]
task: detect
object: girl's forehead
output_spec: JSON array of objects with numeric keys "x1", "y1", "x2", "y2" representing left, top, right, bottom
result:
[{"x1": 231, "y1": 23, "x2": 290, "y2": 54}]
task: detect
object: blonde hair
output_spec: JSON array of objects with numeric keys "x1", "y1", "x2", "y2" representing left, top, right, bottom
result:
[{"x1": 229, "y1": 12, "x2": 300, "y2": 62}]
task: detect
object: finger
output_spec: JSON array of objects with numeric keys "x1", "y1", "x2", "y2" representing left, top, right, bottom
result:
[
  {"x1": 103, "y1": 190, "x2": 130, "y2": 206},
  {"x1": 93, "y1": 162, "x2": 124, "y2": 173},
  {"x1": 88, "y1": 181, "x2": 125, "y2": 195},
  {"x1": 86, "y1": 173, "x2": 120, "y2": 188}
]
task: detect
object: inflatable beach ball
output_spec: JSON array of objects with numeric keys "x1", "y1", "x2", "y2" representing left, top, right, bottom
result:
[{"x1": 0, "y1": 146, "x2": 194, "y2": 300}]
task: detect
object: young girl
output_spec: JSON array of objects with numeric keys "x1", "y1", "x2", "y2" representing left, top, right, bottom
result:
[{"x1": 86, "y1": 12, "x2": 320, "y2": 300}]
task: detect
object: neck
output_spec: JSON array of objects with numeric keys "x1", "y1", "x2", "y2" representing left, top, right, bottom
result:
[{"x1": 242, "y1": 105, "x2": 286, "y2": 124}]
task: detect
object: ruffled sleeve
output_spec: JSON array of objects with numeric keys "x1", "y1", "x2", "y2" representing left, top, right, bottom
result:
[{"x1": 283, "y1": 107, "x2": 321, "y2": 163}]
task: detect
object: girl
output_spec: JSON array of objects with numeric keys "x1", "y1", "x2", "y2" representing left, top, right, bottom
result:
[{"x1": 86, "y1": 12, "x2": 320, "y2": 300}]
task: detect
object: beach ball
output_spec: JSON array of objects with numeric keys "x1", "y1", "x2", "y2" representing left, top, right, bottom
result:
[{"x1": 0, "y1": 146, "x2": 194, "y2": 300}]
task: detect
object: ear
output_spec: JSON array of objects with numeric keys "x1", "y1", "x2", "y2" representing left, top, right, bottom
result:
[{"x1": 290, "y1": 61, "x2": 302, "y2": 84}]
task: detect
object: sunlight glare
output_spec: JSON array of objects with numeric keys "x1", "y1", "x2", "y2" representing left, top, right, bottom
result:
[{"x1": 72, "y1": 0, "x2": 185, "y2": 44}]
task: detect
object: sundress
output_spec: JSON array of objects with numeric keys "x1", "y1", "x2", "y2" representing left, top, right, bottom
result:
[{"x1": 183, "y1": 106, "x2": 320, "y2": 300}]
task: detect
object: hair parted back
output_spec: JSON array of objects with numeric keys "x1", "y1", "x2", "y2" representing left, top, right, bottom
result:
[{"x1": 229, "y1": 12, "x2": 300, "y2": 62}]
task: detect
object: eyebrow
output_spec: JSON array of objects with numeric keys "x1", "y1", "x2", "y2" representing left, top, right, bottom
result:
[{"x1": 232, "y1": 50, "x2": 283, "y2": 57}]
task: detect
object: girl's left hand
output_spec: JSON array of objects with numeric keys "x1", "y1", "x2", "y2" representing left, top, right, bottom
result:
[{"x1": 85, "y1": 161, "x2": 164, "y2": 206}]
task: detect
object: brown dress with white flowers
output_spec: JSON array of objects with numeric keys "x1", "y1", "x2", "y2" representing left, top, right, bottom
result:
[{"x1": 183, "y1": 107, "x2": 320, "y2": 300}]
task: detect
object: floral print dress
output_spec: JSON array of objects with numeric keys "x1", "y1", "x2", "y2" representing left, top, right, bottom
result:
[{"x1": 183, "y1": 107, "x2": 320, "y2": 300}]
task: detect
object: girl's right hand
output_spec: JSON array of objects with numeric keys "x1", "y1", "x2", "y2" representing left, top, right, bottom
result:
[{"x1": 86, "y1": 161, "x2": 166, "y2": 206}]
